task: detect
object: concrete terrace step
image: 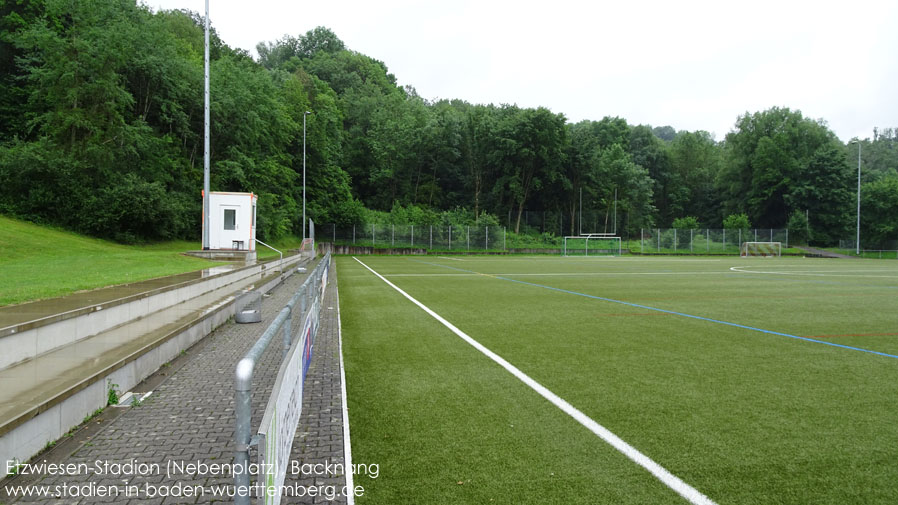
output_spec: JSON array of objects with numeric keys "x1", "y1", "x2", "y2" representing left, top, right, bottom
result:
[{"x1": 0, "y1": 254, "x2": 309, "y2": 469}]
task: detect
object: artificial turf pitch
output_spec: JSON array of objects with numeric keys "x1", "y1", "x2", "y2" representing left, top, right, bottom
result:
[{"x1": 337, "y1": 255, "x2": 898, "y2": 504}]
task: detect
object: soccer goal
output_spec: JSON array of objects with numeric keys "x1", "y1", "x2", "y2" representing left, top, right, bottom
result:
[
  {"x1": 563, "y1": 235, "x2": 622, "y2": 256},
  {"x1": 740, "y1": 241, "x2": 782, "y2": 257}
]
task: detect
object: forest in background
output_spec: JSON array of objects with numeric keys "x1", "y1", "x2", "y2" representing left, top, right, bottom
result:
[{"x1": 1, "y1": 0, "x2": 897, "y2": 246}]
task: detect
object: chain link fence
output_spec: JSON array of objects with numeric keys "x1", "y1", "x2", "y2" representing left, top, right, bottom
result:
[
  {"x1": 635, "y1": 228, "x2": 789, "y2": 254},
  {"x1": 322, "y1": 224, "x2": 508, "y2": 251}
]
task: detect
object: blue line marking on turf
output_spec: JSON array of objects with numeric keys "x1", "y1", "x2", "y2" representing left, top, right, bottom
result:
[{"x1": 410, "y1": 259, "x2": 898, "y2": 361}]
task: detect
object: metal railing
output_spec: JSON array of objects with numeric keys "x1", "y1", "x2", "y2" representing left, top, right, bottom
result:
[
  {"x1": 254, "y1": 238, "x2": 283, "y2": 272},
  {"x1": 234, "y1": 253, "x2": 330, "y2": 505}
]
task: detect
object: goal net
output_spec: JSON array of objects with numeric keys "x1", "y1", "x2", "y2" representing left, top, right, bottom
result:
[
  {"x1": 740, "y1": 241, "x2": 781, "y2": 257},
  {"x1": 563, "y1": 235, "x2": 622, "y2": 256}
]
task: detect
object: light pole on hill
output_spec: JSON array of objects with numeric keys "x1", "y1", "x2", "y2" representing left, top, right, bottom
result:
[
  {"x1": 303, "y1": 111, "x2": 311, "y2": 242},
  {"x1": 851, "y1": 140, "x2": 861, "y2": 255}
]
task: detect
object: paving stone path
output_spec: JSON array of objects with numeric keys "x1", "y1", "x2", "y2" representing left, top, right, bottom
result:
[{"x1": 6, "y1": 257, "x2": 348, "y2": 505}]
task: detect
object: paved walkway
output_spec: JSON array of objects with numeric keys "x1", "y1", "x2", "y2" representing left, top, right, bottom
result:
[{"x1": 3, "y1": 257, "x2": 348, "y2": 504}]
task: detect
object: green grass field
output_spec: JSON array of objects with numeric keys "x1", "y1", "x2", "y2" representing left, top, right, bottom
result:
[
  {"x1": 0, "y1": 215, "x2": 305, "y2": 306},
  {"x1": 337, "y1": 255, "x2": 898, "y2": 504}
]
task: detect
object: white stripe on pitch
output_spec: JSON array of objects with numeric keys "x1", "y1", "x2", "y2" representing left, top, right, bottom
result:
[
  {"x1": 352, "y1": 257, "x2": 717, "y2": 505},
  {"x1": 385, "y1": 271, "x2": 733, "y2": 277},
  {"x1": 334, "y1": 260, "x2": 355, "y2": 505}
]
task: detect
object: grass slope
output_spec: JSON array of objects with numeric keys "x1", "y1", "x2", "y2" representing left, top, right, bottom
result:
[
  {"x1": 0, "y1": 216, "x2": 311, "y2": 306},
  {"x1": 0, "y1": 216, "x2": 226, "y2": 306}
]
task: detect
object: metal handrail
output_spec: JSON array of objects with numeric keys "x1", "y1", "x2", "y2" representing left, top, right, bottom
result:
[
  {"x1": 254, "y1": 238, "x2": 283, "y2": 272},
  {"x1": 233, "y1": 253, "x2": 330, "y2": 505}
]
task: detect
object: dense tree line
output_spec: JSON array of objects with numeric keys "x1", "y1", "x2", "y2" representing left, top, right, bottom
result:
[{"x1": 1, "y1": 1, "x2": 896, "y2": 246}]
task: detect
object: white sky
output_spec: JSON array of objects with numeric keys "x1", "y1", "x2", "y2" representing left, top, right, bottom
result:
[{"x1": 144, "y1": 0, "x2": 897, "y2": 142}]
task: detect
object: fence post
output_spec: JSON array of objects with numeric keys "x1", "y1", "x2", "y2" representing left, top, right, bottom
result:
[
  {"x1": 504, "y1": 227, "x2": 507, "y2": 250},
  {"x1": 641, "y1": 228, "x2": 644, "y2": 252},
  {"x1": 449, "y1": 226, "x2": 452, "y2": 250},
  {"x1": 657, "y1": 228, "x2": 660, "y2": 252},
  {"x1": 723, "y1": 229, "x2": 726, "y2": 252},
  {"x1": 690, "y1": 229, "x2": 693, "y2": 252},
  {"x1": 372, "y1": 224, "x2": 375, "y2": 246},
  {"x1": 430, "y1": 225, "x2": 433, "y2": 250},
  {"x1": 706, "y1": 229, "x2": 710, "y2": 253},
  {"x1": 467, "y1": 226, "x2": 470, "y2": 251},
  {"x1": 333, "y1": 224, "x2": 335, "y2": 244},
  {"x1": 785, "y1": 228, "x2": 788, "y2": 248},
  {"x1": 352, "y1": 225, "x2": 355, "y2": 244},
  {"x1": 486, "y1": 226, "x2": 489, "y2": 250},
  {"x1": 391, "y1": 224, "x2": 394, "y2": 247},
  {"x1": 283, "y1": 308, "x2": 292, "y2": 360},
  {"x1": 770, "y1": 228, "x2": 773, "y2": 241},
  {"x1": 674, "y1": 228, "x2": 677, "y2": 252},
  {"x1": 411, "y1": 225, "x2": 414, "y2": 247}
]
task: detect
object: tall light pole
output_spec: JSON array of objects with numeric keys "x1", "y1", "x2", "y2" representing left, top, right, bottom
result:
[
  {"x1": 302, "y1": 111, "x2": 311, "y2": 242},
  {"x1": 851, "y1": 140, "x2": 861, "y2": 255},
  {"x1": 202, "y1": 0, "x2": 210, "y2": 249}
]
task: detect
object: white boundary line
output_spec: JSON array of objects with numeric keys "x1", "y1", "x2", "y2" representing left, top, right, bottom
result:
[
  {"x1": 351, "y1": 256, "x2": 717, "y2": 505},
  {"x1": 334, "y1": 260, "x2": 355, "y2": 505},
  {"x1": 385, "y1": 271, "x2": 735, "y2": 278},
  {"x1": 730, "y1": 266, "x2": 898, "y2": 278}
]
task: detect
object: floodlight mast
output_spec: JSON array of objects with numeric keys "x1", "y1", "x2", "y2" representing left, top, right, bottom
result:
[
  {"x1": 303, "y1": 111, "x2": 311, "y2": 242},
  {"x1": 202, "y1": 0, "x2": 210, "y2": 250}
]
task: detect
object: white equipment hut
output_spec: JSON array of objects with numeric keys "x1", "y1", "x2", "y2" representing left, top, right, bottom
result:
[{"x1": 207, "y1": 191, "x2": 257, "y2": 251}]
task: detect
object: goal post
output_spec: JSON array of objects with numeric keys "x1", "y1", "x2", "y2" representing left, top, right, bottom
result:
[
  {"x1": 740, "y1": 241, "x2": 782, "y2": 257},
  {"x1": 563, "y1": 235, "x2": 622, "y2": 256}
]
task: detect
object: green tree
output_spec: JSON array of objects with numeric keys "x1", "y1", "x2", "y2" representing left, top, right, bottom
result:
[
  {"x1": 860, "y1": 175, "x2": 898, "y2": 247},
  {"x1": 787, "y1": 210, "x2": 810, "y2": 245},
  {"x1": 723, "y1": 213, "x2": 751, "y2": 230},
  {"x1": 672, "y1": 216, "x2": 700, "y2": 229},
  {"x1": 721, "y1": 107, "x2": 847, "y2": 230}
]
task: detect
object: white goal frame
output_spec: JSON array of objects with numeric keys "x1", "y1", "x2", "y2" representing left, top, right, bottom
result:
[
  {"x1": 563, "y1": 235, "x2": 622, "y2": 256},
  {"x1": 740, "y1": 241, "x2": 782, "y2": 257}
]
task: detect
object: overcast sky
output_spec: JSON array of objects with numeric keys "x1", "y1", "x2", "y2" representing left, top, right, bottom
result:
[{"x1": 144, "y1": 0, "x2": 897, "y2": 142}]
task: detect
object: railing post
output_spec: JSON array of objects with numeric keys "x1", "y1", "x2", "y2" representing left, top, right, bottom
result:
[
  {"x1": 430, "y1": 225, "x2": 433, "y2": 250},
  {"x1": 449, "y1": 226, "x2": 452, "y2": 250},
  {"x1": 234, "y1": 358, "x2": 254, "y2": 505},
  {"x1": 411, "y1": 225, "x2": 414, "y2": 247},
  {"x1": 486, "y1": 226, "x2": 489, "y2": 250},
  {"x1": 283, "y1": 307, "x2": 292, "y2": 360}
]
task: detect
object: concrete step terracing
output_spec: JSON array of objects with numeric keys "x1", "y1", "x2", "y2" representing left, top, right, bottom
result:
[{"x1": 0, "y1": 253, "x2": 308, "y2": 470}]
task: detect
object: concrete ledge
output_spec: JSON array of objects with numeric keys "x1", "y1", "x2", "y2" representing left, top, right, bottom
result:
[{"x1": 183, "y1": 249, "x2": 258, "y2": 262}]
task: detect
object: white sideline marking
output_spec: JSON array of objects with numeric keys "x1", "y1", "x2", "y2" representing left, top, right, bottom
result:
[
  {"x1": 352, "y1": 256, "x2": 717, "y2": 505},
  {"x1": 438, "y1": 256, "x2": 465, "y2": 261},
  {"x1": 335, "y1": 261, "x2": 355, "y2": 505},
  {"x1": 385, "y1": 271, "x2": 733, "y2": 278},
  {"x1": 730, "y1": 266, "x2": 898, "y2": 278}
]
